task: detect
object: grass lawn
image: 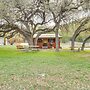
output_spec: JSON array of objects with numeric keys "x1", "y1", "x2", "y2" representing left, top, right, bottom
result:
[{"x1": 0, "y1": 46, "x2": 90, "y2": 90}]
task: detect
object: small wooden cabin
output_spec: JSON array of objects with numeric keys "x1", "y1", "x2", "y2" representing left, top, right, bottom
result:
[{"x1": 34, "y1": 34, "x2": 62, "y2": 49}]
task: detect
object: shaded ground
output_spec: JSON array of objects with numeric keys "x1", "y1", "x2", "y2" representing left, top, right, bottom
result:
[
  {"x1": 61, "y1": 42, "x2": 90, "y2": 50},
  {"x1": 0, "y1": 46, "x2": 90, "y2": 90}
]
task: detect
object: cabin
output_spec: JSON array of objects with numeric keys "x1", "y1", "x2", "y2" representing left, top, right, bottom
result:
[
  {"x1": 1, "y1": 33, "x2": 62, "y2": 49},
  {"x1": 34, "y1": 34, "x2": 62, "y2": 49}
]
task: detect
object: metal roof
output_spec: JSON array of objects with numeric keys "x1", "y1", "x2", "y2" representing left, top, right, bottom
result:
[{"x1": 33, "y1": 34, "x2": 62, "y2": 38}]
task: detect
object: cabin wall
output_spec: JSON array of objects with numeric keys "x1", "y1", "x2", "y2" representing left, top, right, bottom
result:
[{"x1": 36, "y1": 38, "x2": 60, "y2": 48}]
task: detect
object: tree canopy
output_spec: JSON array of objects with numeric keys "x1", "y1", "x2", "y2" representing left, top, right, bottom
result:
[{"x1": 0, "y1": 0, "x2": 90, "y2": 51}]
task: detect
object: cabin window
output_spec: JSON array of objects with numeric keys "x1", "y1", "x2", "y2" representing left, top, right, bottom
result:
[
  {"x1": 43, "y1": 43, "x2": 47, "y2": 46},
  {"x1": 48, "y1": 39, "x2": 54, "y2": 43},
  {"x1": 38, "y1": 39, "x2": 42, "y2": 42},
  {"x1": 48, "y1": 39, "x2": 54, "y2": 47},
  {"x1": 43, "y1": 43, "x2": 48, "y2": 48}
]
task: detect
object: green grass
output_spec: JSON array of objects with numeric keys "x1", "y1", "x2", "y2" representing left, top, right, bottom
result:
[{"x1": 0, "y1": 46, "x2": 90, "y2": 90}]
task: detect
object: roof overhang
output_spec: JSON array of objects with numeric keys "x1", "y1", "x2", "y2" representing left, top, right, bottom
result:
[{"x1": 33, "y1": 34, "x2": 62, "y2": 38}]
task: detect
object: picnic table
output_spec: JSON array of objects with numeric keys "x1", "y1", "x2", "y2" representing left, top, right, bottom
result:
[
  {"x1": 16, "y1": 43, "x2": 40, "y2": 51},
  {"x1": 29, "y1": 45, "x2": 39, "y2": 51},
  {"x1": 16, "y1": 43, "x2": 29, "y2": 49}
]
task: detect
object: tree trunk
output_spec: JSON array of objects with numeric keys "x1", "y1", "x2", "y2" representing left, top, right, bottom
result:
[
  {"x1": 25, "y1": 35, "x2": 34, "y2": 46},
  {"x1": 81, "y1": 36, "x2": 90, "y2": 51},
  {"x1": 55, "y1": 29, "x2": 59, "y2": 52},
  {"x1": 34, "y1": 38, "x2": 38, "y2": 45},
  {"x1": 71, "y1": 33, "x2": 79, "y2": 50},
  {"x1": 34, "y1": 33, "x2": 42, "y2": 45},
  {"x1": 34, "y1": 35, "x2": 39, "y2": 45},
  {"x1": 71, "y1": 38, "x2": 75, "y2": 50},
  {"x1": 4, "y1": 37, "x2": 6, "y2": 45}
]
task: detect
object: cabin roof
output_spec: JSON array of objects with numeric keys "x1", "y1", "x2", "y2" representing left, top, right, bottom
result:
[{"x1": 33, "y1": 34, "x2": 62, "y2": 38}]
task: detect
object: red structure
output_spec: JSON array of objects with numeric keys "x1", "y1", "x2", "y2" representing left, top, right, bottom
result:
[{"x1": 34, "y1": 34, "x2": 62, "y2": 49}]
